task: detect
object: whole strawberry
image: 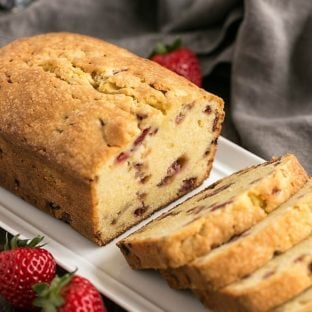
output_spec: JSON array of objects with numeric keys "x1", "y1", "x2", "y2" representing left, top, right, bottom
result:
[
  {"x1": 33, "y1": 272, "x2": 107, "y2": 312},
  {"x1": 0, "y1": 233, "x2": 56, "y2": 310},
  {"x1": 150, "y1": 38, "x2": 202, "y2": 87}
]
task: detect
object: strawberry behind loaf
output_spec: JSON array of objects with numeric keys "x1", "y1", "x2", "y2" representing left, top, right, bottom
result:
[{"x1": 0, "y1": 33, "x2": 224, "y2": 245}]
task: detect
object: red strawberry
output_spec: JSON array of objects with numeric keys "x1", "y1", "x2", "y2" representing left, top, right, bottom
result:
[
  {"x1": 33, "y1": 272, "x2": 107, "y2": 312},
  {"x1": 0, "y1": 233, "x2": 56, "y2": 310},
  {"x1": 150, "y1": 38, "x2": 202, "y2": 87}
]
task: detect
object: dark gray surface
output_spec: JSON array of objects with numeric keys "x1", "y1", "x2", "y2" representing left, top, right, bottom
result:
[{"x1": 1, "y1": 0, "x2": 310, "y2": 173}]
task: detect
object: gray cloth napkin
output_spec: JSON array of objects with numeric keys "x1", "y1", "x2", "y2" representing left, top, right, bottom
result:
[{"x1": 1, "y1": 0, "x2": 311, "y2": 172}]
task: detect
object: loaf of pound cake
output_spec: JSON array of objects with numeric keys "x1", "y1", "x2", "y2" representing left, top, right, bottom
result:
[
  {"x1": 117, "y1": 154, "x2": 308, "y2": 268},
  {"x1": 0, "y1": 33, "x2": 224, "y2": 245},
  {"x1": 196, "y1": 233, "x2": 312, "y2": 312},
  {"x1": 162, "y1": 178, "x2": 312, "y2": 290},
  {"x1": 273, "y1": 286, "x2": 312, "y2": 312}
]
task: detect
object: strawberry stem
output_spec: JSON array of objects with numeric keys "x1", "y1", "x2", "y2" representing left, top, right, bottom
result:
[
  {"x1": 149, "y1": 38, "x2": 182, "y2": 57},
  {"x1": 4, "y1": 232, "x2": 9, "y2": 250},
  {"x1": 33, "y1": 271, "x2": 77, "y2": 311},
  {"x1": 2, "y1": 233, "x2": 45, "y2": 251},
  {"x1": 169, "y1": 38, "x2": 182, "y2": 51},
  {"x1": 154, "y1": 43, "x2": 167, "y2": 55}
]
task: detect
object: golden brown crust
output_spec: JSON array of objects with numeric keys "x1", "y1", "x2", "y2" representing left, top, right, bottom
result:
[
  {"x1": 162, "y1": 179, "x2": 312, "y2": 290},
  {"x1": 117, "y1": 154, "x2": 308, "y2": 269},
  {"x1": 195, "y1": 269, "x2": 312, "y2": 312},
  {"x1": 0, "y1": 134, "x2": 97, "y2": 241},
  {"x1": 196, "y1": 234, "x2": 312, "y2": 312},
  {"x1": 273, "y1": 287, "x2": 312, "y2": 312},
  {"x1": 0, "y1": 33, "x2": 224, "y2": 245},
  {"x1": 0, "y1": 32, "x2": 222, "y2": 180}
]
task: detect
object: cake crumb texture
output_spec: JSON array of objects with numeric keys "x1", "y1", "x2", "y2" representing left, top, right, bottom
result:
[
  {"x1": 0, "y1": 33, "x2": 224, "y2": 244},
  {"x1": 162, "y1": 178, "x2": 312, "y2": 290},
  {"x1": 118, "y1": 154, "x2": 308, "y2": 268}
]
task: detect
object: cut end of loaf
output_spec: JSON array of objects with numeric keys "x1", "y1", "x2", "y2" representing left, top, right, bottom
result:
[{"x1": 92, "y1": 95, "x2": 224, "y2": 245}]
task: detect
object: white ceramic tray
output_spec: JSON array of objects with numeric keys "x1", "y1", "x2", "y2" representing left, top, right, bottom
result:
[{"x1": 0, "y1": 137, "x2": 263, "y2": 312}]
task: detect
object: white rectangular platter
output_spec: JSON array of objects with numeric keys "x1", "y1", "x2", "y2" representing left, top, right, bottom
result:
[{"x1": 0, "y1": 136, "x2": 263, "y2": 312}]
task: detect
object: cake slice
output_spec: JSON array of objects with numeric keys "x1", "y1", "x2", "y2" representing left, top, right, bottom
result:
[
  {"x1": 117, "y1": 154, "x2": 308, "y2": 269},
  {"x1": 0, "y1": 33, "x2": 224, "y2": 245},
  {"x1": 196, "y1": 234, "x2": 312, "y2": 312},
  {"x1": 162, "y1": 178, "x2": 312, "y2": 289},
  {"x1": 273, "y1": 287, "x2": 312, "y2": 312}
]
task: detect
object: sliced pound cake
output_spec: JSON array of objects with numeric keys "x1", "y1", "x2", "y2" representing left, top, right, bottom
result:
[
  {"x1": 273, "y1": 286, "x2": 312, "y2": 312},
  {"x1": 0, "y1": 33, "x2": 224, "y2": 245},
  {"x1": 162, "y1": 178, "x2": 312, "y2": 289},
  {"x1": 196, "y1": 234, "x2": 312, "y2": 312},
  {"x1": 117, "y1": 154, "x2": 308, "y2": 269}
]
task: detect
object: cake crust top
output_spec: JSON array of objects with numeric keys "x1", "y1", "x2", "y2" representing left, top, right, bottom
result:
[{"x1": 0, "y1": 33, "x2": 222, "y2": 180}]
